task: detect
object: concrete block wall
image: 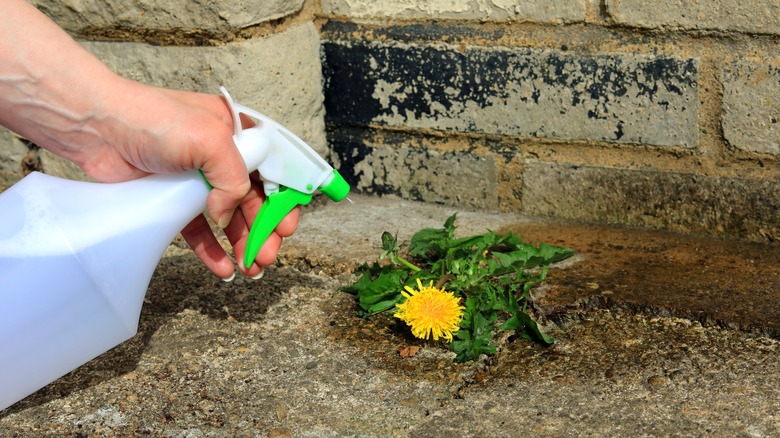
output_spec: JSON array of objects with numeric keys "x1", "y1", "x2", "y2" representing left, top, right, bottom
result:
[
  {"x1": 320, "y1": 0, "x2": 780, "y2": 241},
  {"x1": 2, "y1": 1, "x2": 778, "y2": 242},
  {"x1": 0, "y1": 0, "x2": 325, "y2": 183}
]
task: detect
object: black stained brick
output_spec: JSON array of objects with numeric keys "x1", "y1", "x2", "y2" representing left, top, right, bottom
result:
[{"x1": 322, "y1": 37, "x2": 698, "y2": 147}]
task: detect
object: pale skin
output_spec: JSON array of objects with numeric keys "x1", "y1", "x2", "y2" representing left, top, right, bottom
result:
[{"x1": 0, "y1": 0, "x2": 300, "y2": 280}]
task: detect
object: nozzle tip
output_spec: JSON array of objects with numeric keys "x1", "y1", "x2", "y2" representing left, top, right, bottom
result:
[{"x1": 320, "y1": 170, "x2": 350, "y2": 202}]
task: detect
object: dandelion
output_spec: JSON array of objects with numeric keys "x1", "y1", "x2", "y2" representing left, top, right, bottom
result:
[{"x1": 394, "y1": 278, "x2": 465, "y2": 342}]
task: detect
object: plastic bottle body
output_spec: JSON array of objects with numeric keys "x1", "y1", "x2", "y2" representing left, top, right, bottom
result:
[
  {"x1": 0, "y1": 250, "x2": 132, "y2": 410},
  {"x1": 0, "y1": 172, "x2": 208, "y2": 410}
]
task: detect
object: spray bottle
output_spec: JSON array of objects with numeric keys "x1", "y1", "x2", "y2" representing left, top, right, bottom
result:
[{"x1": 0, "y1": 87, "x2": 350, "y2": 411}]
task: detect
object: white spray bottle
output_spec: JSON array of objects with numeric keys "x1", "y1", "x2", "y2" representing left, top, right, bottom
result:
[{"x1": 0, "y1": 87, "x2": 350, "y2": 411}]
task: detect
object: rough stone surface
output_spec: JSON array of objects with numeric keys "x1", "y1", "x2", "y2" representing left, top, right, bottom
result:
[
  {"x1": 84, "y1": 23, "x2": 327, "y2": 155},
  {"x1": 408, "y1": 312, "x2": 780, "y2": 437},
  {"x1": 722, "y1": 61, "x2": 780, "y2": 155},
  {"x1": 31, "y1": 0, "x2": 305, "y2": 34},
  {"x1": 322, "y1": 0, "x2": 586, "y2": 22},
  {"x1": 328, "y1": 131, "x2": 500, "y2": 209},
  {"x1": 1, "y1": 194, "x2": 779, "y2": 436},
  {"x1": 521, "y1": 161, "x2": 780, "y2": 241},
  {"x1": 322, "y1": 34, "x2": 699, "y2": 148},
  {"x1": 606, "y1": 0, "x2": 780, "y2": 36},
  {"x1": 0, "y1": 131, "x2": 26, "y2": 185}
]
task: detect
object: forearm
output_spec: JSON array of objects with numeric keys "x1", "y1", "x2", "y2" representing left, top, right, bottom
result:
[{"x1": 0, "y1": 0, "x2": 124, "y2": 163}]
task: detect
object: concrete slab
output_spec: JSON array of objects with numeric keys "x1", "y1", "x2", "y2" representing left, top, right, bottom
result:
[{"x1": 1, "y1": 194, "x2": 778, "y2": 436}]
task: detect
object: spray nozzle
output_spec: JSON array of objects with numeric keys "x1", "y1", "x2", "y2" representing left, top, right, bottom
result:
[{"x1": 216, "y1": 87, "x2": 350, "y2": 269}]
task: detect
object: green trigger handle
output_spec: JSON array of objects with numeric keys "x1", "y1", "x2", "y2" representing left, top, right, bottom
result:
[
  {"x1": 199, "y1": 168, "x2": 350, "y2": 272},
  {"x1": 243, "y1": 187, "x2": 312, "y2": 269},
  {"x1": 243, "y1": 170, "x2": 350, "y2": 269}
]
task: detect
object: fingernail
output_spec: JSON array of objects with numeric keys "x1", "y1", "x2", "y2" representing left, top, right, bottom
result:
[
  {"x1": 250, "y1": 268, "x2": 264, "y2": 280},
  {"x1": 221, "y1": 271, "x2": 236, "y2": 283},
  {"x1": 217, "y1": 212, "x2": 232, "y2": 229}
]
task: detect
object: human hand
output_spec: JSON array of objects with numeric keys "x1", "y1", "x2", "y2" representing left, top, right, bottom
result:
[
  {"x1": 81, "y1": 81, "x2": 301, "y2": 280},
  {"x1": 0, "y1": 0, "x2": 300, "y2": 279}
]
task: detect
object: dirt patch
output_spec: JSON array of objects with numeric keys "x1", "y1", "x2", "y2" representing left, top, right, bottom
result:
[{"x1": 503, "y1": 219, "x2": 780, "y2": 337}]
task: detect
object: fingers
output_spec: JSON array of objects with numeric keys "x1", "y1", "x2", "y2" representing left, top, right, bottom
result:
[
  {"x1": 275, "y1": 206, "x2": 300, "y2": 238},
  {"x1": 222, "y1": 186, "x2": 302, "y2": 276},
  {"x1": 181, "y1": 215, "x2": 236, "y2": 280},
  {"x1": 181, "y1": 209, "x2": 293, "y2": 282},
  {"x1": 240, "y1": 209, "x2": 298, "y2": 268},
  {"x1": 223, "y1": 205, "x2": 263, "y2": 278},
  {"x1": 193, "y1": 93, "x2": 254, "y2": 229},
  {"x1": 254, "y1": 232, "x2": 284, "y2": 267}
]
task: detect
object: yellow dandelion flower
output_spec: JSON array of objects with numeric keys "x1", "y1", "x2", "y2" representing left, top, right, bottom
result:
[{"x1": 394, "y1": 278, "x2": 465, "y2": 342}]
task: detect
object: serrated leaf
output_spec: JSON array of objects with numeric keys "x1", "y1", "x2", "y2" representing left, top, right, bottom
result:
[
  {"x1": 404, "y1": 270, "x2": 438, "y2": 289},
  {"x1": 491, "y1": 250, "x2": 524, "y2": 268},
  {"x1": 362, "y1": 297, "x2": 404, "y2": 316},
  {"x1": 443, "y1": 213, "x2": 458, "y2": 231},
  {"x1": 538, "y1": 243, "x2": 577, "y2": 264},
  {"x1": 341, "y1": 264, "x2": 409, "y2": 315},
  {"x1": 408, "y1": 214, "x2": 458, "y2": 259},
  {"x1": 515, "y1": 311, "x2": 555, "y2": 345},
  {"x1": 449, "y1": 233, "x2": 494, "y2": 251},
  {"x1": 499, "y1": 315, "x2": 522, "y2": 330},
  {"x1": 408, "y1": 228, "x2": 450, "y2": 259},
  {"x1": 358, "y1": 286, "x2": 401, "y2": 306}
]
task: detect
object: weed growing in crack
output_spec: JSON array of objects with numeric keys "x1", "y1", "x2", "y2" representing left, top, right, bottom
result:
[{"x1": 342, "y1": 214, "x2": 575, "y2": 362}]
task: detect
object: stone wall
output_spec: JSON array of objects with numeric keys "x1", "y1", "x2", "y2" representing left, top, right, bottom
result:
[
  {"x1": 321, "y1": 0, "x2": 780, "y2": 241},
  {"x1": 2, "y1": 1, "x2": 779, "y2": 241}
]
